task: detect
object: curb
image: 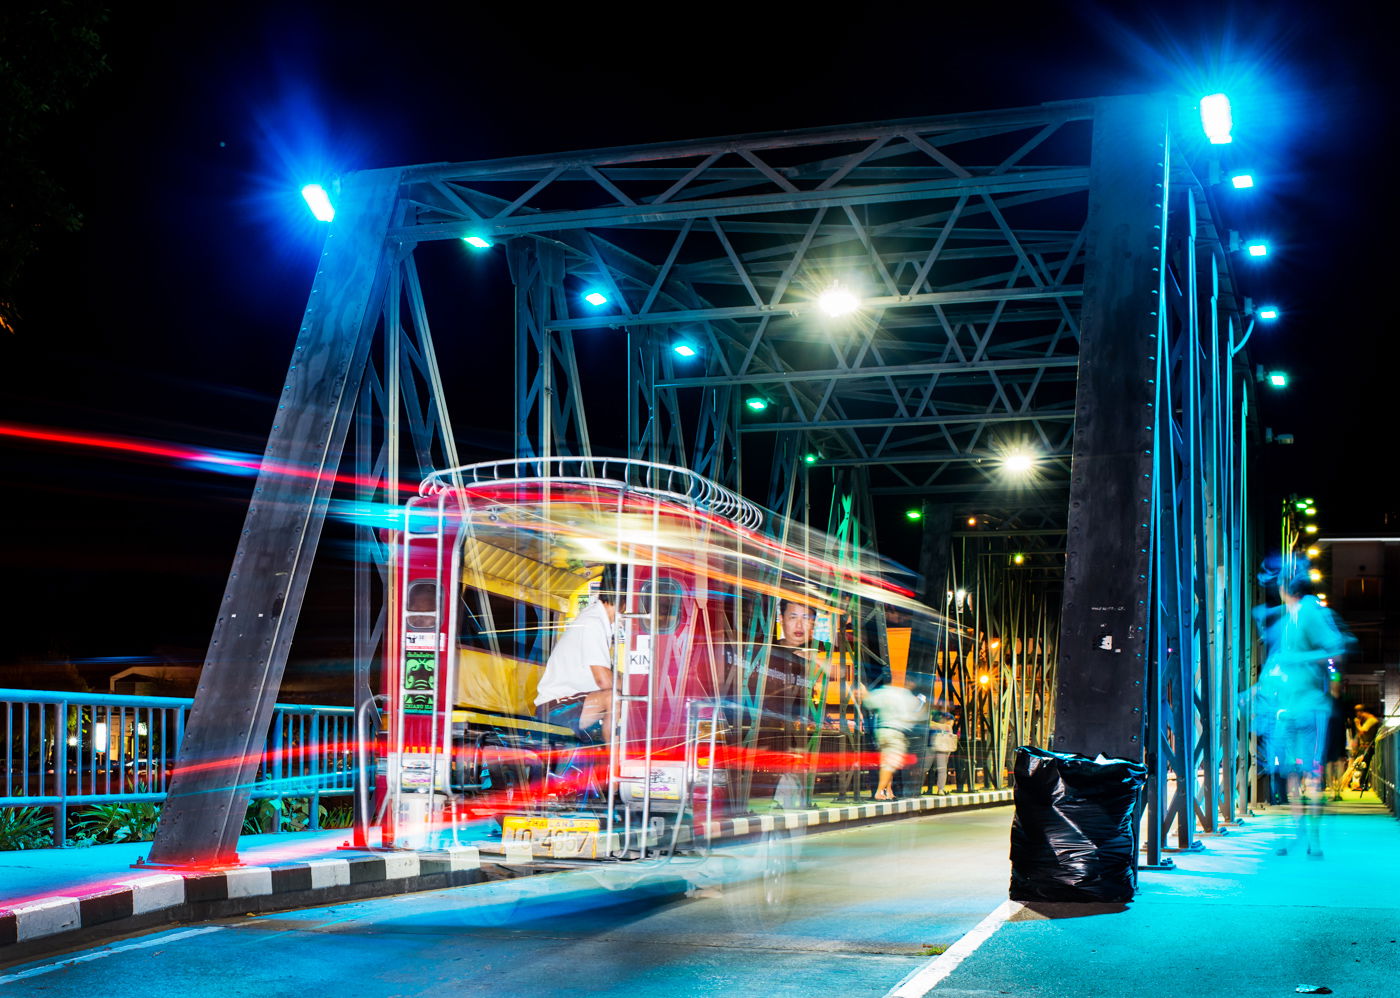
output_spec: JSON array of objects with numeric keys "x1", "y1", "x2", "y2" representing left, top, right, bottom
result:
[
  {"x1": 1, "y1": 789, "x2": 1013, "y2": 965},
  {"x1": 700, "y1": 789, "x2": 1014, "y2": 839}
]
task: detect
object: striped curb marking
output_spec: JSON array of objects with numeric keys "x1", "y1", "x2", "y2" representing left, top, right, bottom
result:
[{"x1": 1, "y1": 792, "x2": 1012, "y2": 952}]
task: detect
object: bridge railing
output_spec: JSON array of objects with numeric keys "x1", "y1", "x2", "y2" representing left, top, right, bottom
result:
[
  {"x1": 1373, "y1": 724, "x2": 1397, "y2": 819},
  {"x1": 2, "y1": 689, "x2": 356, "y2": 847}
]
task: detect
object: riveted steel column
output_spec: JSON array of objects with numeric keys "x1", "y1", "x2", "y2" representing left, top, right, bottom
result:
[
  {"x1": 149, "y1": 169, "x2": 404, "y2": 865},
  {"x1": 1051, "y1": 97, "x2": 1168, "y2": 762}
]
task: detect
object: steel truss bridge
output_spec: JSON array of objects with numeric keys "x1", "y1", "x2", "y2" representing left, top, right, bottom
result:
[{"x1": 147, "y1": 94, "x2": 1259, "y2": 872}]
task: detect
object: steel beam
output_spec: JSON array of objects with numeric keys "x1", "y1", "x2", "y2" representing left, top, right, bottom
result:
[
  {"x1": 540, "y1": 286, "x2": 1082, "y2": 331},
  {"x1": 149, "y1": 169, "x2": 405, "y2": 865},
  {"x1": 1050, "y1": 97, "x2": 1167, "y2": 761}
]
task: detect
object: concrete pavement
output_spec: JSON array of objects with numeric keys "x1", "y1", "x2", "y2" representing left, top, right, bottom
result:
[
  {"x1": 0, "y1": 788, "x2": 1012, "y2": 963},
  {"x1": 888, "y1": 791, "x2": 1400, "y2": 998}
]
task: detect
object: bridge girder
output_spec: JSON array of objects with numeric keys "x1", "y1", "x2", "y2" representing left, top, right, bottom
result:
[{"x1": 148, "y1": 95, "x2": 1255, "y2": 874}]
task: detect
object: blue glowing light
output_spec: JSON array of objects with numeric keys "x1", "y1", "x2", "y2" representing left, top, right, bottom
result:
[
  {"x1": 1267, "y1": 371, "x2": 1288, "y2": 388},
  {"x1": 1246, "y1": 241, "x2": 1268, "y2": 257},
  {"x1": 1200, "y1": 93, "x2": 1233, "y2": 145},
  {"x1": 301, "y1": 184, "x2": 335, "y2": 222},
  {"x1": 1231, "y1": 173, "x2": 1254, "y2": 189},
  {"x1": 673, "y1": 343, "x2": 697, "y2": 358},
  {"x1": 463, "y1": 235, "x2": 492, "y2": 249},
  {"x1": 1258, "y1": 307, "x2": 1279, "y2": 320},
  {"x1": 583, "y1": 290, "x2": 609, "y2": 307},
  {"x1": 745, "y1": 397, "x2": 768, "y2": 412}
]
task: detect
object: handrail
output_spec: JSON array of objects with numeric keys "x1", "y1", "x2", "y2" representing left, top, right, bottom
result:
[
  {"x1": 2, "y1": 689, "x2": 356, "y2": 846},
  {"x1": 1, "y1": 688, "x2": 353, "y2": 715},
  {"x1": 1374, "y1": 724, "x2": 1397, "y2": 818},
  {"x1": 419, "y1": 456, "x2": 767, "y2": 531}
]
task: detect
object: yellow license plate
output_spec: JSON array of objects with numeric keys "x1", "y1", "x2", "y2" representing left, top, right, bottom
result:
[{"x1": 501, "y1": 815, "x2": 602, "y2": 858}]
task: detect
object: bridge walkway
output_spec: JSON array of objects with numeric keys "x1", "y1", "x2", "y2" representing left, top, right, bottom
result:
[
  {"x1": 4, "y1": 790, "x2": 1395, "y2": 997},
  {"x1": 892, "y1": 790, "x2": 1399, "y2": 998}
]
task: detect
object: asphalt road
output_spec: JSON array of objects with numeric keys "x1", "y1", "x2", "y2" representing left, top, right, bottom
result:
[{"x1": 1, "y1": 806, "x2": 1014, "y2": 997}]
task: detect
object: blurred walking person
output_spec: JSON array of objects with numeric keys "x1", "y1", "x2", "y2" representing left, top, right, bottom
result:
[
  {"x1": 861, "y1": 683, "x2": 925, "y2": 800},
  {"x1": 927, "y1": 704, "x2": 957, "y2": 795},
  {"x1": 1254, "y1": 556, "x2": 1355, "y2": 858}
]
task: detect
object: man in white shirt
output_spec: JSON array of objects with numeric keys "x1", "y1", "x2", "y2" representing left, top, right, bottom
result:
[
  {"x1": 535, "y1": 571, "x2": 621, "y2": 742},
  {"x1": 861, "y1": 683, "x2": 926, "y2": 800}
]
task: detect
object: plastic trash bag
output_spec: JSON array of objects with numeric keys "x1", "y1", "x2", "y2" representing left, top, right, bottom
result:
[{"x1": 1009, "y1": 746, "x2": 1147, "y2": 903}]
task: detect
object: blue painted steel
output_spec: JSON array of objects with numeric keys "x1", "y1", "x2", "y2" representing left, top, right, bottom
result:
[
  {"x1": 2, "y1": 689, "x2": 355, "y2": 846},
  {"x1": 1374, "y1": 726, "x2": 1397, "y2": 818}
]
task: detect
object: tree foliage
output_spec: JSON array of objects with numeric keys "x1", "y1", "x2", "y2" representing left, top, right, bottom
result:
[{"x1": 0, "y1": 2, "x2": 110, "y2": 333}]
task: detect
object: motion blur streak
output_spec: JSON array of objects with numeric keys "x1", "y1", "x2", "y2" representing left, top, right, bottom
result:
[{"x1": 0, "y1": 421, "x2": 416, "y2": 495}]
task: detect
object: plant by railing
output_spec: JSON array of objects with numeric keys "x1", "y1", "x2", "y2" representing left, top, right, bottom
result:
[
  {"x1": 68, "y1": 800, "x2": 162, "y2": 846},
  {"x1": 0, "y1": 805, "x2": 53, "y2": 850}
]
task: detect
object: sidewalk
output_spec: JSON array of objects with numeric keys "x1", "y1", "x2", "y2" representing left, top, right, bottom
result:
[
  {"x1": 890, "y1": 790, "x2": 1400, "y2": 998},
  {"x1": 1, "y1": 786, "x2": 1012, "y2": 963}
]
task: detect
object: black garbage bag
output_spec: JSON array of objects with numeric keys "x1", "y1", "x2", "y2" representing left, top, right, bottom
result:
[{"x1": 1009, "y1": 746, "x2": 1147, "y2": 903}]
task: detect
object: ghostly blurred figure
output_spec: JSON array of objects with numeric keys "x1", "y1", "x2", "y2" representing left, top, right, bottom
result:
[
  {"x1": 927, "y1": 703, "x2": 957, "y2": 795},
  {"x1": 752, "y1": 600, "x2": 816, "y2": 809},
  {"x1": 1254, "y1": 556, "x2": 1355, "y2": 857},
  {"x1": 861, "y1": 683, "x2": 925, "y2": 800}
]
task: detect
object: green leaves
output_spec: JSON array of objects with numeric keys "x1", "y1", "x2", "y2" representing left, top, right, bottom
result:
[
  {"x1": 0, "y1": 806, "x2": 54, "y2": 850},
  {"x1": 69, "y1": 800, "x2": 161, "y2": 844}
]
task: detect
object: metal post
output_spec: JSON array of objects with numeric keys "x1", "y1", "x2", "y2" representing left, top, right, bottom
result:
[
  {"x1": 1052, "y1": 96, "x2": 1169, "y2": 761},
  {"x1": 148, "y1": 169, "x2": 404, "y2": 866}
]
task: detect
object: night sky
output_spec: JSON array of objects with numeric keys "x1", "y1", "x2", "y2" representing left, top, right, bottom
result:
[{"x1": 1, "y1": 2, "x2": 1392, "y2": 690}]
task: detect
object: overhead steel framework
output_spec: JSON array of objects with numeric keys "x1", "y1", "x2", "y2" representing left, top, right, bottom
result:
[{"x1": 148, "y1": 95, "x2": 1258, "y2": 875}]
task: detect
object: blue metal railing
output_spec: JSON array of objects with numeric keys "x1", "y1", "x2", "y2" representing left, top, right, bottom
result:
[
  {"x1": 1373, "y1": 724, "x2": 1397, "y2": 819},
  {"x1": 2, "y1": 689, "x2": 356, "y2": 846}
]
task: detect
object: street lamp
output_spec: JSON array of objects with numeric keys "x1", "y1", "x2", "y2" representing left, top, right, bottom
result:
[
  {"x1": 1199, "y1": 93, "x2": 1233, "y2": 144},
  {"x1": 301, "y1": 184, "x2": 335, "y2": 222},
  {"x1": 817, "y1": 284, "x2": 860, "y2": 317},
  {"x1": 1003, "y1": 452, "x2": 1035, "y2": 474}
]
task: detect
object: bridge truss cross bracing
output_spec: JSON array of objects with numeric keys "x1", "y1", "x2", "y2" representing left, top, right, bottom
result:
[{"x1": 148, "y1": 97, "x2": 1257, "y2": 875}]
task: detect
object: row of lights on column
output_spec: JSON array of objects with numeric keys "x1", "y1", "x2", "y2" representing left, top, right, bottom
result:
[{"x1": 1199, "y1": 94, "x2": 1284, "y2": 343}]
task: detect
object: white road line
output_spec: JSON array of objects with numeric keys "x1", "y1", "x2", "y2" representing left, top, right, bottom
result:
[
  {"x1": 0, "y1": 925, "x2": 223, "y2": 984},
  {"x1": 884, "y1": 899, "x2": 1024, "y2": 997}
]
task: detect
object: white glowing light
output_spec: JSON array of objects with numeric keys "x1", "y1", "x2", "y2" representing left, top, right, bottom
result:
[
  {"x1": 1200, "y1": 93, "x2": 1233, "y2": 145},
  {"x1": 301, "y1": 184, "x2": 335, "y2": 222},
  {"x1": 817, "y1": 286, "x2": 860, "y2": 317},
  {"x1": 1004, "y1": 452, "x2": 1035, "y2": 474}
]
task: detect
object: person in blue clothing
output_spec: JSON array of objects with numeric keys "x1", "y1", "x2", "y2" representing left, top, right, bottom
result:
[{"x1": 1254, "y1": 555, "x2": 1354, "y2": 857}]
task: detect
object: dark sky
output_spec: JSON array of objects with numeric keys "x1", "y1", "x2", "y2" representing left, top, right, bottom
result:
[{"x1": 1, "y1": 2, "x2": 1391, "y2": 682}]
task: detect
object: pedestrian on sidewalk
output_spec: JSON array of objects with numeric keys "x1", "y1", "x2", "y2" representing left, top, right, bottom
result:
[
  {"x1": 927, "y1": 704, "x2": 957, "y2": 795},
  {"x1": 860, "y1": 683, "x2": 925, "y2": 800},
  {"x1": 1254, "y1": 555, "x2": 1355, "y2": 858},
  {"x1": 1339, "y1": 703, "x2": 1381, "y2": 793}
]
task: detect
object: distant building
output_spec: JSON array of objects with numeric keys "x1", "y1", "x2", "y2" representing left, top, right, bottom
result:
[{"x1": 1318, "y1": 536, "x2": 1400, "y2": 721}]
